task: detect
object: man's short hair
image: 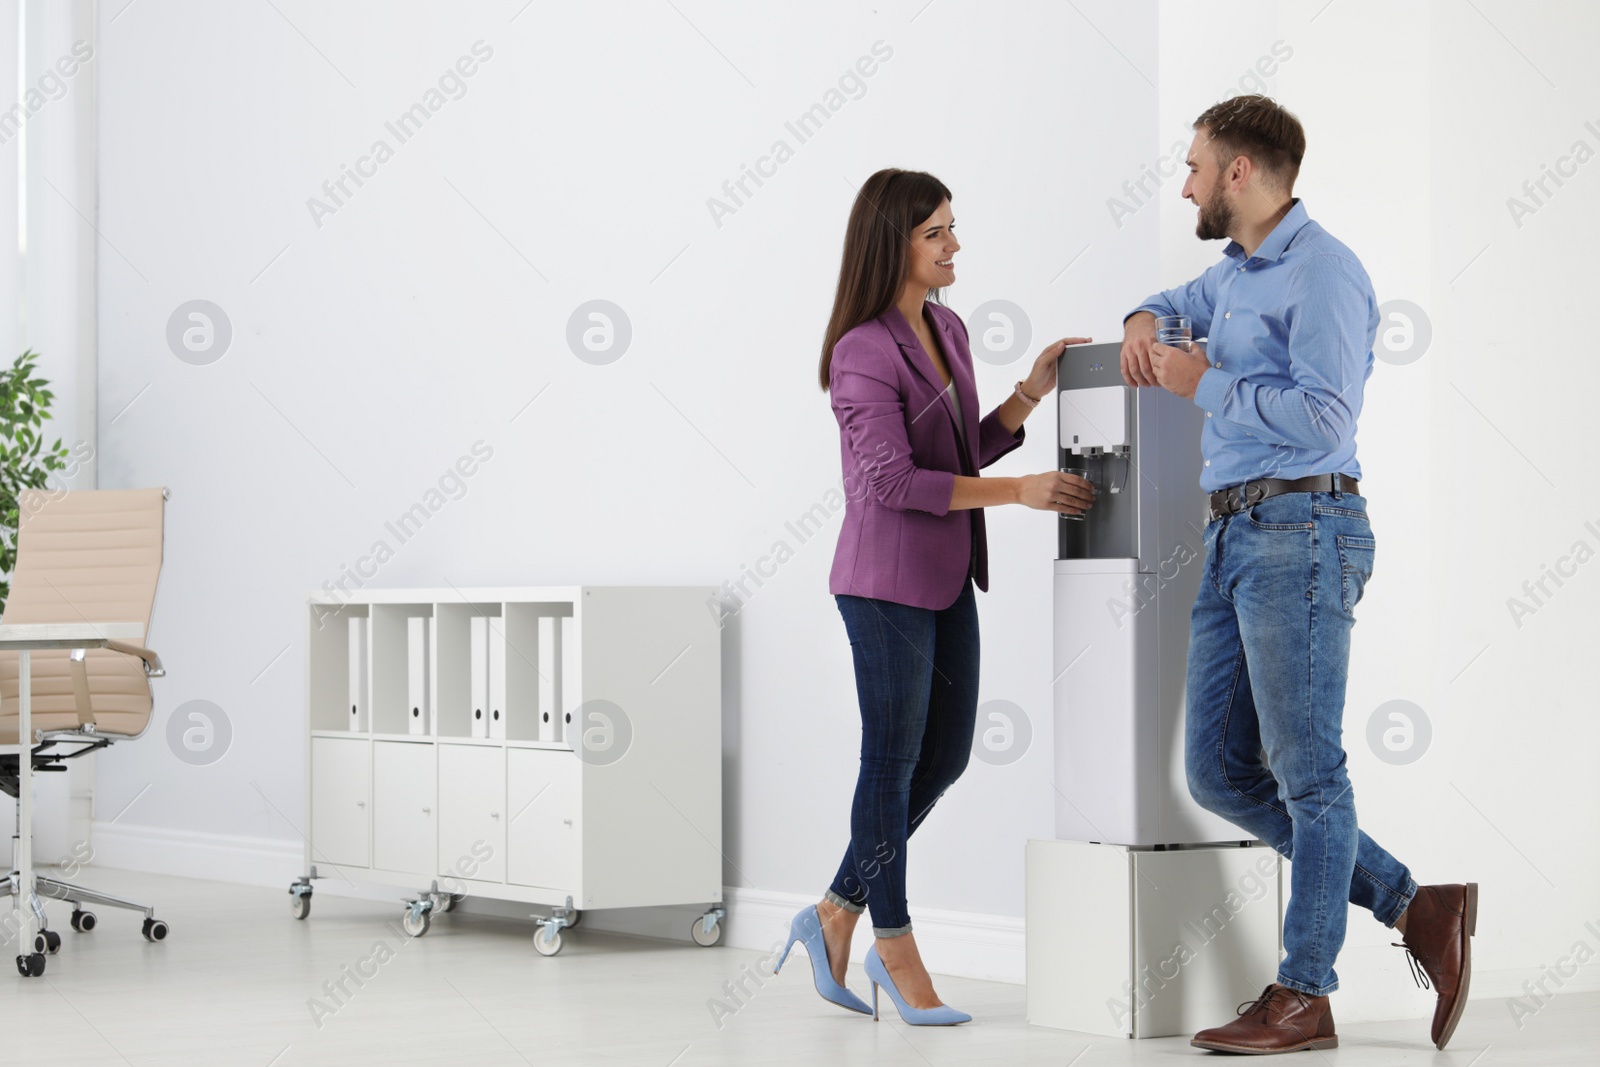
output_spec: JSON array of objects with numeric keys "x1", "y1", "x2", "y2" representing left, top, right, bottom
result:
[{"x1": 1193, "y1": 94, "x2": 1306, "y2": 191}]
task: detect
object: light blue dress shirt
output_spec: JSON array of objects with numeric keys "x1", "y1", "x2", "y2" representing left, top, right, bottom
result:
[{"x1": 1131, "y1": 199, "x2": 1378, "y2": 493}]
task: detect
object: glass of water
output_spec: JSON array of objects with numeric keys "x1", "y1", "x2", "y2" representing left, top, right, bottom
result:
[
  {"x1": 1060, "y1": 467, "x2": 1090, "y2": 521},
  {"x1": 1155, "y1": 314, "x2": 1192, "y2": 352}
]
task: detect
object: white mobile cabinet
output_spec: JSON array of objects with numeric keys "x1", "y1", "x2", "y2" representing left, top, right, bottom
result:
[{"x1": 289, "y1": 586, "x2": 725, "y2": 955}]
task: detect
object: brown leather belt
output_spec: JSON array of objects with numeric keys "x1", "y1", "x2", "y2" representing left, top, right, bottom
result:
[{"x1": 1208, "y1": 473, "x2": 1360, "y2": 521}]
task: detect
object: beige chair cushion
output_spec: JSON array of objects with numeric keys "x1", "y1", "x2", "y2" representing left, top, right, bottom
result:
[{"x1": 0, "y1": 487, "x2": 165, "y2": 743}]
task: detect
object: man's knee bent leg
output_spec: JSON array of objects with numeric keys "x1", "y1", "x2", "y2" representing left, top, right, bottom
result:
[
  {"x1": 1186, "y1": 753, "x2": 1235, "y2": 815},
  {"x1": 1187, "y1": 749, "x2": 1277, "y2": 818}
]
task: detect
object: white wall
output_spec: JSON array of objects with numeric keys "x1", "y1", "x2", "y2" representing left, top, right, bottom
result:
[
  {"x1": 1426, "y1": 0, "x2": 1600, "y2": 1018},
  {"x1": 80, "y1": 0, "x2": 1598, "y2": 1021},
  {"x1": 89, "y1": 0, "x2": 1157, "y2": 962}
]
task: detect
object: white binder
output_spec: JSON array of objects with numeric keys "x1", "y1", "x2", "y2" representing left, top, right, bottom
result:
[
  {"x1": 488, "y1": 621, "x2": 507, "y2": 740},
  {"x1": 559, "y1": 613, "x2": 578, "y2": 746},
  {"x1": 407, "y1": 616, "x2": 429, "y2": 735},
  {"x1": 469, "y1": 616, "x2": 490, "y2": 739},
  {"x1": 538, "y1": 616, "x2": 556, "y2": 742},
  {"x1": 348, "y1": 616, "x2": 367, "y2": 731},
  {"x1": 427, "y1": 617, "x2": 438, "y2": 737}
]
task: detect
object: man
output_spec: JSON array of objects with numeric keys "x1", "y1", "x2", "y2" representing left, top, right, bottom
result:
[{"x1": 1121, "y1": 94, "x2": 1476, "y2": 1054}]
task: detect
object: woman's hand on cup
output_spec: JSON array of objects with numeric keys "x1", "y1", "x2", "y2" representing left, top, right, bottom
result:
[{"x1": 1019, "y1": 470, "x2": 1096, "y2": 515}]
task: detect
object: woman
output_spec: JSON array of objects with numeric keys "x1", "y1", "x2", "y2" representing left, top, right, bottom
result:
[{"x1": 773, "y1": 168, "x2": 1096, "y2": 1025}]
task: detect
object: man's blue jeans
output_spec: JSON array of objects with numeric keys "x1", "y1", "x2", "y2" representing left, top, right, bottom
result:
[
  {"x1": 1185, "y1": 491, "x2": 1417, "y2": 996},
  {"x1": 826, "y1": 577, "x2": 979, "y2": 936}
]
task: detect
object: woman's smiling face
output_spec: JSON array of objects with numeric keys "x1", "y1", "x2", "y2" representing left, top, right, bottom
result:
[{"x1": 903, "y1": 199, "x2": 959, "y2": 294}]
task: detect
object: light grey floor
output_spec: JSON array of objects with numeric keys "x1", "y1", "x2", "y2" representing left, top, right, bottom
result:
[{"x1": 0, "y1": 867, "x2": 1591, "y2": 1066}]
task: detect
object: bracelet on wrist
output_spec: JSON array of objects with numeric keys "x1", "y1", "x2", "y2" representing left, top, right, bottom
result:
[{"x1": 1014, "y1": 381, "x2": 1041, "y2": 408}]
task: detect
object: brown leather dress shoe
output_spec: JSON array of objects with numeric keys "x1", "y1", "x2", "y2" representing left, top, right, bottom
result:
[
  {"x1": 1397, "y1": 882, "x2": 1479, "y2": 1050},
  {"x1": 1190, "y1": 984, "x2": 1338, "y2": 1054}
]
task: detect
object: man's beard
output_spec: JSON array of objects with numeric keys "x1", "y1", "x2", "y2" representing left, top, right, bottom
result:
[{"x1": 1195, "y1": 175, "x2": 1234, "y2": 241}]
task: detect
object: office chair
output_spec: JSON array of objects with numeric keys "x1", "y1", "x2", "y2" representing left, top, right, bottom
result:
[{"x1": 0, "y1": 487, "x2": 168, "y2": 975}]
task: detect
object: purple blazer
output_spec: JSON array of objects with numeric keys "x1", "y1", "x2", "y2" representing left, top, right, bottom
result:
[{"x1": 828, "y1": 302, "x2": 1027, "y2": 610}]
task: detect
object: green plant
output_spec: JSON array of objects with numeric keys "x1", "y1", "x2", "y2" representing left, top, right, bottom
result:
[{"x1": 0, "y1": 350, "x2": 71, "y2": 610}]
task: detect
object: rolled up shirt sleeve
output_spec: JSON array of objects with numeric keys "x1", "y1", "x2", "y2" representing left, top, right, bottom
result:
[
  {"x1": 830, "y1": 334, "x2": 956, "y2": 516},
  {"x1": 1192, "y1": 254, "x2": 1372, "y2": 453},
  {"x1": 1128, "y1": 261, "x2": 1222, "y2": 328}
]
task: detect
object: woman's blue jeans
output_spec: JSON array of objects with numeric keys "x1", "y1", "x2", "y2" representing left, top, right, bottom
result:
[
  {"x1": 1185, "y1": 491, "x2": 1417, "y2": 996},
  {"x1": 826, "y1": 577, "x2": 979, "y2": 937}
]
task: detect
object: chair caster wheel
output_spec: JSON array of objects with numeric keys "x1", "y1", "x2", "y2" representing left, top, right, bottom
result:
[
  {"x1": 142, "y1": 918, "x2": 169, "y2": 942},
  {"x1": 34, "y1": 930, "x2": 61, "y2": 955},
  {"x1": 16, "y1": 953, "x2": 45, "y2": 977},
  {"x1": 70, "y1": 910, "x2": 97, "y2": 932}
]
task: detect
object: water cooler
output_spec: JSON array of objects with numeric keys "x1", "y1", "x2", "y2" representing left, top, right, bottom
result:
[{"x1": 1025, "y1": 342, "x2": 1284, "y2": 1038}]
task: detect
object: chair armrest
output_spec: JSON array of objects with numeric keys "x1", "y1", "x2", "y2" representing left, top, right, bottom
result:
[{"x1": 104, "y1": 640, "x2": 166, "y2": 678}]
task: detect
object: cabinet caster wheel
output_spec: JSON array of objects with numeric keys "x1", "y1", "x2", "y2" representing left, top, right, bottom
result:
[
  {"x1": 16, "y1": 953, "x2": 46, "y2": 977},
  {"x1": 34, "y1": 930, "x2": 62, "y2": 955},
  {"x1": 70, "y1": 910, "x2": 96, "y2": 932},
  {"x1": 533, "y1": 927, "x2": 563, "y2": 956},
  {"x1": 564, "y1": 909, "x2": 581, "y2": 928},
  {"x1": 289, "y1": 881, "x2": 314, "y2": 920},
  {"x1": 440, "y1": 893, "x2": 463, "y2": 914},
  {"x1": 142, "y1": 918, "x2": 169, "y2": 942},
  {"x1": 401, "y1": 905, "x2": 431, "y2": 938},
  {"x1": 691, "y1": 918, "x2": 722, "y2": 947}
]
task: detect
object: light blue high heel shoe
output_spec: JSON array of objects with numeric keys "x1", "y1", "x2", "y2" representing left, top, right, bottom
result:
[
  {"x1": 774, "y1": 906, "x2": 872, "y2": 1015},
  {"x1": 864, "y1": 945, "x2": 972, "y2": 1025}
]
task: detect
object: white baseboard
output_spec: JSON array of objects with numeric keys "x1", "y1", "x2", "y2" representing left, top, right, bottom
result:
[
  {"x1": 90, "y1": 821, "x2": 303, "y2": 888},
  {"x1": 82, "y1": 822, "x2": 1027, "y2": 982},
  {"x1": 452, "y1": 885, "x2": 1027, "y2": 984},
  {"x1": 715, "y1": 886, "x2": 1026, "y2": 985},
  {"x1": 1330, "y1": 942, "x2": 1600, "y2": 1023}
]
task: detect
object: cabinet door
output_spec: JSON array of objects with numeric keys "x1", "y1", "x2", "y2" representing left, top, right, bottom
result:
[
  {"x1": 507, "y1": 748, "x2": 582, "y2": 892},
  {"x1": 311, "y1": 737, "x2": 370, "y2": 868},
  {"x1": 372, "y1": 741, "x2": 436, "y2": 875},
  {"x1": 438, "y1": 744, "x2": 505, "y2": 882}
]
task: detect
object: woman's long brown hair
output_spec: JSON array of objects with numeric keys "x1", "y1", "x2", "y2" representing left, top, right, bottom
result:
[{"x1": 819, "y1": 169, "x2": 952, "y2": 392}]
